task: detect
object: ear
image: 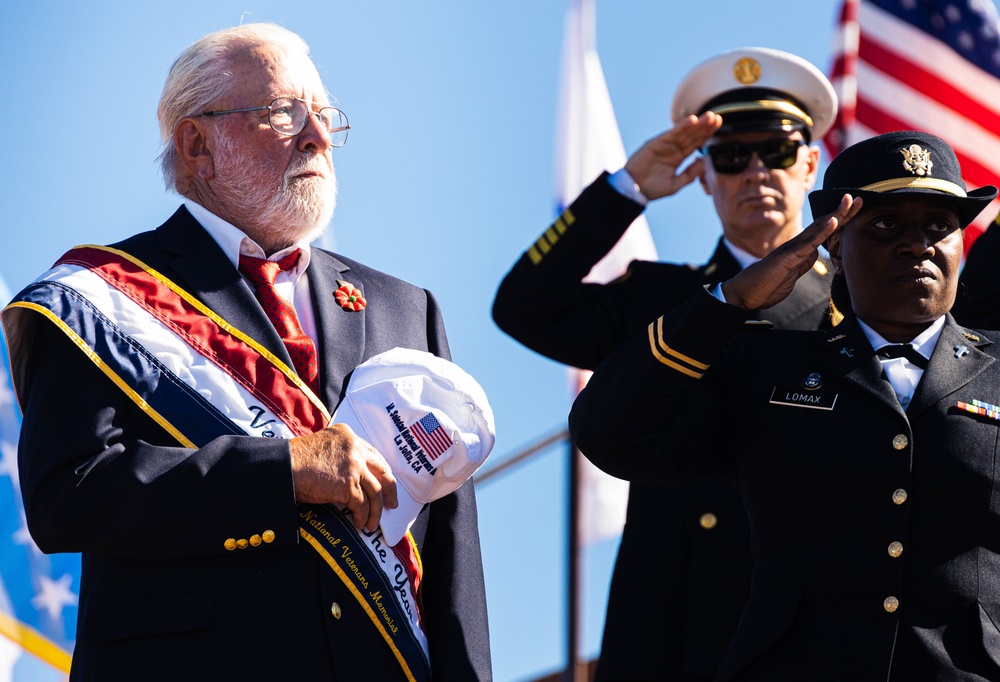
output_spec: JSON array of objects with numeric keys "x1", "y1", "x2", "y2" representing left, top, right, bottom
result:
[
  {"x1": 827, "y1": 230, "x2": 843, "y2": 273},
  {"x1": 803, "y1": 144, "x2": 821, "y2": 190},
  {"x1": 174, "y1": 117, "x2": 216, "y2": 180},
  {"x1": 699, "y1": 167, "x2": 712, "y2": 196}
]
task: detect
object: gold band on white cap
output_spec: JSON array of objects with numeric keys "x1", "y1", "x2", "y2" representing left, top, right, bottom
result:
[
  {"x1": 859, "y1": 177, "x2": 968, "y2": 197},
  {"x1": 708, "y1": 100, "x2": 815, "y2": 128}
]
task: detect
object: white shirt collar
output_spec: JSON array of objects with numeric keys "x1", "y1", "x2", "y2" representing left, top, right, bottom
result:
[
  {"x1": 183, "y1": 198, "x2": 312, "y2": 278},
  {"x1": 856, "y1": 315, "x2": 946, "y2": 361},
  {"x1": 722, "y1": 238, "x2": 762, "y2": 270}
]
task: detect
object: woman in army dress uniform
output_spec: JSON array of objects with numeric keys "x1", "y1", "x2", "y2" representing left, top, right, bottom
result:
[{"x1": 571, "y1": 131, "x2": 1000, "y2": 681}]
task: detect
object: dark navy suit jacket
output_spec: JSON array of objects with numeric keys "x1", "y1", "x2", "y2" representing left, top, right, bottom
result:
[{"x1": 15, "y1": 207, "x2": 492, "y2": 681}]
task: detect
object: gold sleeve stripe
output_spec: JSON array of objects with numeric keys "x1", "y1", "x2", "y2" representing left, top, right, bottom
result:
[
  {"x1": 529, "y1": 208, "x2": 576, "y2": 266},
  {"x1": 646, "y1": 319, "x2": 709, "y2": 378},
  {"x1": 654, "y1": 317, "x2": 710, "y2": 369},
  {"x1": 647, "y1": 323, "x2": 704, "y2": 378}
]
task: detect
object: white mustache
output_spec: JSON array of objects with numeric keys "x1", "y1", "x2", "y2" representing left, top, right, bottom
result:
[{"x1": 283, "y1": 157, "x2": 329, "y2": 187}]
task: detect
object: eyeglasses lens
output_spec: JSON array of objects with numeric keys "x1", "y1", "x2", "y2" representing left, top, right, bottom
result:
[
  {"x1": 707, "y1": 139, "x2": 803, "y2": 174},
  {"x1": 267, "y1": 98, "x2": 350, "y2": 146}
]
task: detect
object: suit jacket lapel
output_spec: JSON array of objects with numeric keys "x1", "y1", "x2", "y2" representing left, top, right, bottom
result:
[
  {"x1": 703, "y1": 239, "x2": 741, "y2": 282},
  {"x1": 308, "y1": 249, "x2": 366, "y2": 411},
  {"x1": 812, "y1": 319, "x2": 903, "y2": 413},
  {"x1": 154, "y1": 206, "x2": 293, "y2": 367},
  {"x1": 907, "y1": 316, "x2": 995, "y2": 418}
]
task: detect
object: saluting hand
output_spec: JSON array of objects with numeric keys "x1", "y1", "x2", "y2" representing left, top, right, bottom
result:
[
  {"x1": 722, "y1": 194, "x2": 862, "y2": 311},
  {"x1": 623, "y1": 112, "x2": 722, "y2": 200},
  {"x1": 289, "y1": 423, "x2": 399, "y2": 532}
]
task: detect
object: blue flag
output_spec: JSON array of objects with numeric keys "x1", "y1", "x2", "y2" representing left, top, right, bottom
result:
[{"x1": 0, "y1": 275, "x2": 77, "y2": 677}]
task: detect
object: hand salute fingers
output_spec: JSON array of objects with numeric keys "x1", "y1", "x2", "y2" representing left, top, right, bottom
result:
[{"x1": 625, "y1": 113, "x2": 723, "y2": 201}]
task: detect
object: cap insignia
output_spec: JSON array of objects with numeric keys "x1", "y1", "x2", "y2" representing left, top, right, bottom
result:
[
  {"x1": 900, "y1": 145, "x2": 933, "y2": 177},
  {"x1": 733, "y1": 57, "x2": 761, "y2": 85}
]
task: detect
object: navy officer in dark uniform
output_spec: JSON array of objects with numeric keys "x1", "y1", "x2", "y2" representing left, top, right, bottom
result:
[
  {"x1": 493, "y1": 48, "x2": 837, "y2": 680},
  {"x1": 571, "y1": 131, "x2": 1000, "y2": 680}
]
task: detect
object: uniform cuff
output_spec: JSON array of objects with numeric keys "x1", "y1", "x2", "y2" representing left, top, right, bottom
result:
[{"x1": 608, "y1": 168, "x2": 649, "y2": 207}]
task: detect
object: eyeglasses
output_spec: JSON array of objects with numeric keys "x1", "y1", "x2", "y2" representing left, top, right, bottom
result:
[
  {"x1": 200, "y1": 97, "x2": 350, "y2": 146},
  {"x1": 702, "y1": 139, "x2": 805, "y2": 174}
]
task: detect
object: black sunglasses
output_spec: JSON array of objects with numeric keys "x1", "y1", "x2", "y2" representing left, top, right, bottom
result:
[{"x1": 702, "y1": 139, "x2": 805, "y2": 174}]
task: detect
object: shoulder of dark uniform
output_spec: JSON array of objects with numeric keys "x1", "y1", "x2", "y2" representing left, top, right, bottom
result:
[{"x1": 611, "y1": 258, "x2": 724, "y2": 286}]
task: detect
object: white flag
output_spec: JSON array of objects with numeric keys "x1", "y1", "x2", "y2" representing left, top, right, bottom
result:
[{"x1": 555, "y1": 0, "x2": 658, "y2": 545}]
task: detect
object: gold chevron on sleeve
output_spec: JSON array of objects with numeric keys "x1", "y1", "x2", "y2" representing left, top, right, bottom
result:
[
  {"x1": 647, "y1": 317, "x2": 709, "y2": 378},
  {"x1": 529, "y1": 208, "x2": 577, "y2": 266}
]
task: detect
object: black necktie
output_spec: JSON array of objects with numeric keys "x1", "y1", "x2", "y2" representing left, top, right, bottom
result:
[{"x1": 876, "y1": 344, "x2": 928, "y2": 370}]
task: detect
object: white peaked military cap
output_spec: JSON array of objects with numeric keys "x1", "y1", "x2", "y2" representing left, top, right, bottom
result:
[
  {"x1": 671, "y1": 47, "x2": 838, "y2": 141},
  {"x1": 332, "y1": 347, "x2": 496, "y2": 546}
]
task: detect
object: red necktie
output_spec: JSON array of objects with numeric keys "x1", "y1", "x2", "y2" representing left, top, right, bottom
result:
[{"x1": 238, "y1": 249, "x2": 319, "y2": 393}]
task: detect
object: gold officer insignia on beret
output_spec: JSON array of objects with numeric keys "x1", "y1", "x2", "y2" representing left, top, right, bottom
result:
[
  {"x1": 901, "y1": 145, "x2": 933, "y2": 177},
  {"x1": 733, "y1": 57, "x2": 761, "y2": 84}
]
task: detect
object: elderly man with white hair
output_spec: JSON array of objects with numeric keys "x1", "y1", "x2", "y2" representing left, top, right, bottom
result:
[{"x1": 4, "y1": 23, "x2": 491, "y2": 681}]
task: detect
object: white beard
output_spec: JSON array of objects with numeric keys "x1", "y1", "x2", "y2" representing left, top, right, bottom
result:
[{"x1": 212, "y1": 137, "x2": 337, "y2": 250}]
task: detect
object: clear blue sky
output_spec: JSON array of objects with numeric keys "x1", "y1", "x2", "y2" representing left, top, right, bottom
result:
[{"x1": 0, "y1": 2, "x2": 840, "y2": 679}]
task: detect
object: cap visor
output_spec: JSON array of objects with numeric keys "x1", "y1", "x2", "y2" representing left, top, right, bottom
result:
[{"x1": 379, "y1": 483, "x2": 424, "y2": 546}]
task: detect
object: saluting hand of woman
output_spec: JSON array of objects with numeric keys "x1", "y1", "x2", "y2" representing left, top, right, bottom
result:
[{"x1": 721, "y1": 194, "x2": 862, "y2": 311}]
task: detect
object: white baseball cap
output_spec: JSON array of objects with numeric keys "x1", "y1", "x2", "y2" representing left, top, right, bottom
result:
[{"x1": 331, "y1": 347, "x2": 496, "y2": 546}]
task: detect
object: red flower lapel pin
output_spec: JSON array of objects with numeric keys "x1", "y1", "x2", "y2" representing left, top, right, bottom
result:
[{"x1": 335, "y1": 280, "x2": 366, "y2": 312}]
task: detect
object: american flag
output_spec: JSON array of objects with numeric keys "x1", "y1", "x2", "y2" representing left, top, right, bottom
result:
[
  {"x1": 0, "y1": 273, "x2": 78, "y2": 679},
  {"x1": 410, "y1": 413, "x2": 452, "y2": 461},
  {"x1": 826, "y1": 0, "x2": 1000, "y2": 248}
]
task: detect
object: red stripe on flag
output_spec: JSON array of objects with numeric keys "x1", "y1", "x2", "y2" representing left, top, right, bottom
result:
[
  {"x1": 853, "y1": 99, "x2": 998, "y2": 190},
  {"x1": 858, "y1": 36, "x2": 1000, "y2": 135}
]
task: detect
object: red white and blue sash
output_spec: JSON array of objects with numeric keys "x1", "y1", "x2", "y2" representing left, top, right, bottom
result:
[{"x1": 2, "y1": 245, "x2": 431, "y2": 681}]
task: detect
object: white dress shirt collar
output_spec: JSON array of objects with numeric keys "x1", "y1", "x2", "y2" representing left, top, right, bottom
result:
[
  {"x1": 722, "y1": 238, "x2": 762, "y2": 271},
  {"x1": 856, "y1": 315, "x2": 945, "y2": 409},
  {"x1": 857, "y1": 315, "x2": 945, "y2": 362},
  {"x1": 183, "y1": 198, "x2": 312, "y2": 278}
]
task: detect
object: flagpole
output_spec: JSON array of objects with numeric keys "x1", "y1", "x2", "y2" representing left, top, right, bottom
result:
[{"x1": 564, "y1": 441, "x2": 583, "y2": 682}]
